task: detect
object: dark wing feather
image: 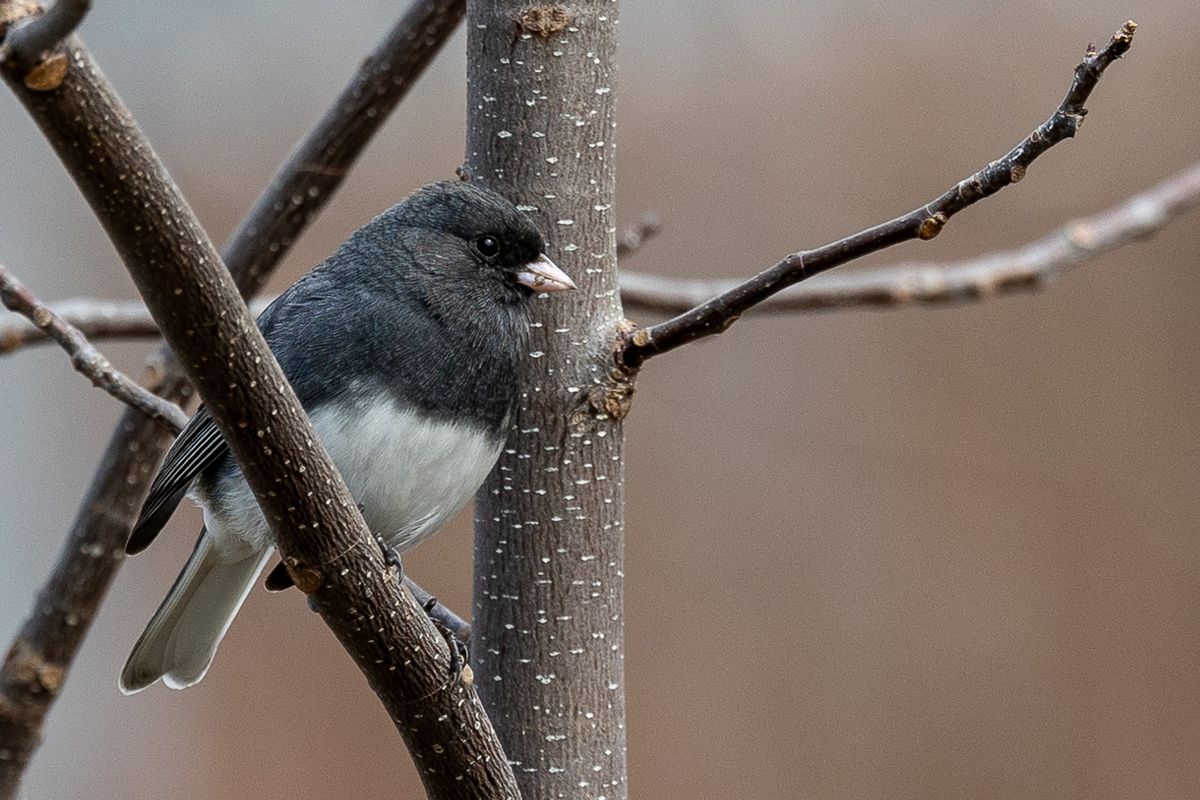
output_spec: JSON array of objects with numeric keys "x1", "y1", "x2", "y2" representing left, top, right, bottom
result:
[
  {"x1": 123, "y1": 277, "x2": 325, "y2": 557},
  {"x1": 125, "y1": 406, "x2": 228, "y2": 555}
]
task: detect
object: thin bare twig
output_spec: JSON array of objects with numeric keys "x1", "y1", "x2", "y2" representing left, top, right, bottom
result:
[
  {"x1": 8, "y1": 154, "x2": 1199, "y2": 363},
  {"x1": 0, "y1": 297, "x2": 271, "y2": 353},
  {"x1": 0, "y1": 264, "x2": 187, "y2": 432},
  {"x1": 10, "y1": 156, "x2": 1200, "y2": 357},
  {"x1": 619, "y1": 20, "x2": 1138, "y2": 368},
  {"x1": 0, "y1": 0, "x2": 88, "y2": 71},
  {"x1": 221, "y1": 0, "x2": 465, "y2": 291},
  {"x1": 619, "y1": 160, "x2": 1200, "y2": 315}
]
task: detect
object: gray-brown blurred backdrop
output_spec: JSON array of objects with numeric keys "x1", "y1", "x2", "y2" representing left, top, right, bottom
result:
[{"x1": 2, "y1": 2, "x2": 1198, "y2": 798}]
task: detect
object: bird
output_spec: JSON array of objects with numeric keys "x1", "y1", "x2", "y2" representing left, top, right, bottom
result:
[{"x1": 119, "y1": 180, "x2": 575, "y2": 694}]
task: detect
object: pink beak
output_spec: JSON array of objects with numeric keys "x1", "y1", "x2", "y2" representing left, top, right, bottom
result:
[{"x1": 514, "y1": 254, "x2": 576, "y2": 293}]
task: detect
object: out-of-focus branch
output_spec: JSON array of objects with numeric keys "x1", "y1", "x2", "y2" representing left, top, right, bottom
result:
[
  {"x1": 14, "y1": 153, "x2": 1200, "y2": 357},
  {"x1": 620, "y1": 20, "x2": 1138, "y2": 368},
  {"x1": 0, "y1": 1, "x2": 473, "y2": 797},
  {"x1": 615, "y1": 213, "x2": 661, "y2": 259},
  {"x1": 11, "y1": 153, "x2": 1200, "y2": 362},
  {"x1": 0, "y1": 297, "x2": 270, "y2": 353},
  {"x1": 0, "y1": 0, "x2": 88, "y2": 71},
  {"x1": 0, "y1": 208, "x2": 656, "y2": 353},
  {"x1": 620, "y1": 160, "x2": 1200, "y2": 315},
  {"x1": 0, "y1": 5, "x2": 515, "y2": 798},
  {"x1": 221, "y1": 0, "x2": 464, "y2": 290},
  {"x1": 0, "y1": 264, "x2": 187, "y2": 431}
]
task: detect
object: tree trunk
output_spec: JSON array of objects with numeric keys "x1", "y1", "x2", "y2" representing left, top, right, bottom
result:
[{"x1": 466, "y1": 2, "x2": 631, "y2": 798}]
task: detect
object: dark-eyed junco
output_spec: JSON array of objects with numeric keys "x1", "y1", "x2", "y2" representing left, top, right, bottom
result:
[{"x1": 119, "y1": 181, "x2": 574, "y2": 694}]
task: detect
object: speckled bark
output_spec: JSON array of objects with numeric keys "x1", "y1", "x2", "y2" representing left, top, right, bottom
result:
[
  {"x1": 466, "y1": 3, "x2": 630, "y2": 798},
  {"x1": 0, "y1": 7, "x2": 516, "y2": 798}
]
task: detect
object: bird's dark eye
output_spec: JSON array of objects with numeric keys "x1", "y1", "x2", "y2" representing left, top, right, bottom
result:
[{"x1": 474, "y1": 235, "x2": 501, "y2": 260}]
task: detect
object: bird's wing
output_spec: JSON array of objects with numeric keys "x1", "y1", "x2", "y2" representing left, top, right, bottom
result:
[
  {"x1": 125, "y1": 406, "x2": 228, "y2": 555},
  {"x1": 127, "y1": 271, "x2": 337, "y2": 557}
]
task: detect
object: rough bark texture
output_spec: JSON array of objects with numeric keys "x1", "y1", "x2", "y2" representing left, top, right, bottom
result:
[
  {"x1": 466, "y1": 2, "x2": 630, "y2": 798},
  {"x1": 1, "y1": 4, "x2": 520, "y2": 796},
  {"x1": 0, "y1": 3, "x2": 464, "y2": 795},
  {"x1": 0, "y1": 25, "x2": 206, "y2": 797},
  {"x1": 0, "y1": 25, "x2": 517, "y2": 799}
]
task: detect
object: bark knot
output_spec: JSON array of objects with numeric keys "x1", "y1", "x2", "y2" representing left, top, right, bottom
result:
[
  {"x1": 284, "y1": 560, "x2": 322, "y2": 594},
  {"x1": 518, "y1": 5, "x2": 572, "y2": 38},
  {"x1": 22, "y1": 50, "x2": 66, "y2": 90},
  {"x1": 1, "y1": 639, "x2": 64, "y2": 701},
  {"x1": 589, "y1": 318, "x2": 639, "y2": 421}
]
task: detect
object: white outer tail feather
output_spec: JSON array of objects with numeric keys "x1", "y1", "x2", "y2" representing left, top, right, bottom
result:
[{"x1": 119, "y1": 534, "x2": 270, "y2": 694}]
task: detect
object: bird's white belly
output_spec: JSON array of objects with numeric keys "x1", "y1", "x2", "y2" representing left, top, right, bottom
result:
[{"x1": 201, "y1": 396, "x2": 503, "y2": 557}]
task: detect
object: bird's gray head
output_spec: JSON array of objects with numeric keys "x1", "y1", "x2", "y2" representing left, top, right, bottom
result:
[{"x1": 360, "y1": 181, "x2": 575, "y2": 305}]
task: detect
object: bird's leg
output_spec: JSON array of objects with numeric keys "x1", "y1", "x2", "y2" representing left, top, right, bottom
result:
[
  {"x1": 422, "y1": 595, "x2": 469, "y2": 685},
  {"x1": 357, "y1": 501, "x2": 404, "y2": 584},
  {"x1": 374, "y1": 530, "x2": 404, "y2": 584}
]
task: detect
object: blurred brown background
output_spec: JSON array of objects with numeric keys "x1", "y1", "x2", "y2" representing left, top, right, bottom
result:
[{"x1": 2, "y1": 1, "x2": 1198, "y2": 798}]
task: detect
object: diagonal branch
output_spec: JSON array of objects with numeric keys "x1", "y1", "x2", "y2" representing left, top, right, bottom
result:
[
  {"x1": 220, "y1": 0, "x2": 464, "y2": 291},
  {"x1": 0, "y1": 264, "x2": 187, "y2": 431},
  {"x1": 0, "y1": 1, "x2": 476, "y2": 797},
  {"x1": 619, "y1": 20, "x2": 1138, "y2": 369},
  {"x1": 619, "y1": 160, "x2": 1200, "y2": 315},
  {"x1": 0, "y1": 6, "x2": 515, "y2": 800}
]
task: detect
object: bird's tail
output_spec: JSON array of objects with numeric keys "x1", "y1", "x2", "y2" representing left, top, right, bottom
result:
[{"x1": 120, "y1": 531, "x2": 270, "y2": 694}]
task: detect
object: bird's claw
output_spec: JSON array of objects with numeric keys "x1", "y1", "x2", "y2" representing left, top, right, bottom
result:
[
  {"x1": 423, "y1": 595, "x2": 470, "y2": 685},
  {"x1": 373, "y1": 530, "x2": 404, "y2": 584}
]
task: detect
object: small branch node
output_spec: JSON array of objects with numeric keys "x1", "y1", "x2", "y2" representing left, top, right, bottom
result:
[
  {"x1": 518, "y1": 5, "x2": 572, "y2": 38},
  {"x1": 615, "y1": 213, "x2": 662, "y2": 259},
  {"x1": 1064, "y1": 222, "x2": 1097, "y2": 250},
  {"x1": 21, "y1": 50, "x2": 66, "y2": 90},
  {"x1": 917, "y1": 214, "x2": 947, "y2": 240},
  {"x1": 1, "y1": 640, "x2": 63, "y2": 700},
  {"x1": 284, "y1": 560, "x2": 322, "y2": 594}
]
